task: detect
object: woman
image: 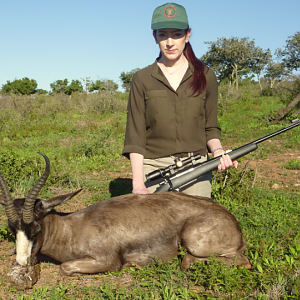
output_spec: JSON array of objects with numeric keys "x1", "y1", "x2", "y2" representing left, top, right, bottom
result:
[{"x1": 122, "y1": 3, "x2": 237, "y2": 196}]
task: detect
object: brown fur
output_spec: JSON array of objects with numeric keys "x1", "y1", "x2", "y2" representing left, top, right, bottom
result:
[{"x1": 34, "y1": 193, "x2": 247, "y2": 272}]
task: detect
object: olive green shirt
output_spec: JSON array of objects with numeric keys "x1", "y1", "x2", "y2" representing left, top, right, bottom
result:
[{"x1": 122, "y1": 61, "x2": 221, "y2": 159}]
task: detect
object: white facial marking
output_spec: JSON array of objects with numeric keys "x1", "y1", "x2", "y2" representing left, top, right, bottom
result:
[{"x1": 16, "y1": 231, "x2": 33, "y2": 266}]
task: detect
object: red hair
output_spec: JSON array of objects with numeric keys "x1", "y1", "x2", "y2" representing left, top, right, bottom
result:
[
  {"x1": 155, "y1": 29, "x2": 207, "y2": 96},
  {"x1": 183, "y1": 42, "x2": 207, "y2": 96}
]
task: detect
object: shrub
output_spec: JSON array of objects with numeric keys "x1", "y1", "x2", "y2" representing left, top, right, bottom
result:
[
  {"x1": 282, "y1": 159, "x2": 300, "y2": 170},
  {"x1": 0, "y1": 151, "x2": 41, "y2": 186},
  {"x1": 261, "y1": 87, "x2": 275, "y2": 97}
]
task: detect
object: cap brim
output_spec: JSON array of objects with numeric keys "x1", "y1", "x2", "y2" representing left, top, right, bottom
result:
[{"x1": 151, "y1": 21, "x2": 189, "y2": 30}]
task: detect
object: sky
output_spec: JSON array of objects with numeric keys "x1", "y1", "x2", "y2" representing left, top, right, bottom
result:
[{"x1": 1, "y1": 0, "x2": 299, "y2": 92}]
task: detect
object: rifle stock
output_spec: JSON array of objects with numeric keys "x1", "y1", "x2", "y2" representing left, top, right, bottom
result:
[{"x1": 154, "y1": 119, "x2": 300, "y2": 193}]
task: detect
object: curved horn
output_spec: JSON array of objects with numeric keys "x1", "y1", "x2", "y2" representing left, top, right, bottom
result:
[
  {"x1": 22, "y1": 152, "x2": 50, "y2": 224},
  {"x1": 0, "y1": 172, "x2": 18, "y2": 223}
]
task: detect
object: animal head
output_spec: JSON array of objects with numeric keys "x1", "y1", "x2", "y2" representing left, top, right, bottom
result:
[{"x1": 0, "y1": 152, "x2": 82, "y2": 265}]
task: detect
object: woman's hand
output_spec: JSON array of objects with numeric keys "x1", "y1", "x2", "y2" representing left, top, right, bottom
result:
[
  {"x1": 207, "y1": 140, "x2": 238, "y2": 173},
  {"x1": 130, "y1": 153, "x2": 152, "y2": 194},
  {"x1": 132, "y1": 184, "x2": 151, "y2": 194},
  {"x1": 213, "y1": 149, "x2": 238, "y2": 172}
]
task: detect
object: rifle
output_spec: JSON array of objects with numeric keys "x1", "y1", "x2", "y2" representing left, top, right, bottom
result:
[{"x1": 149, "y1": 118, "x2": 300, "y2": 193}]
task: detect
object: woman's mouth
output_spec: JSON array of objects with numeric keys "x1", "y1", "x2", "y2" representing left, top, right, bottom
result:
[{"x1": 166, "y1": 49, "x2": 176, "y2": 53}]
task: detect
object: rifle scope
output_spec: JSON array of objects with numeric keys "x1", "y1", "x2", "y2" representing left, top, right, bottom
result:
[{"x1": 146, "y1": 154, "x2": 202, "y2": 181}]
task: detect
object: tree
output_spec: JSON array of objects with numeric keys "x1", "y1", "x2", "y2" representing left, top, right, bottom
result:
[
  {"x1": 81, "y1": 77, "x2": 93, "y2": 93},
  {"x1": 89, "y1": 80, "x2": 105, "y2": 93},
  {"x1": 81, "y1": 78, "x2": 119, "y2": 93},
  {"x1": 50, "y1": 79, "x2": 83, "y2": 95},
  {"x1": 36, "y1": 89, "x2": 48, "y2": 95},
  {"x1": 120, "y1": 68, "x2": 140, "y2": 92},
  {"x1": 50, "y1": 79, "x2": 69, "y2": 94},
  {"x1": 274, "y1": 32, "x2": 300, "y2": 120},
  {"x1": 201, "y1": 37, "x2": 271, "y2": 91},
  {"x1": 264, "y1": 61, "x2": 291, "y2": 89},
  {"x1": 277, "y1": 32, "x2": 300, "y2": 71},
  {"x1": 252, "y1": 52, "x2": 272, "y2": 90},
  {"x1": 102, "y1": 79, "x2": 118, "y2": 92},
  {"x1": 65, "y1": 80, "x2": 83, "y2": 95},
  {"x1": 1, "y1": 77, "x2": 38, "y2": 95}
]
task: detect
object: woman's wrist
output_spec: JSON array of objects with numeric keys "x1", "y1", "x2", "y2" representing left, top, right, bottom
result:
[
  {"x1": 132, "y1": 177, "x2": 146, "y2": 188},
  {"x1": 211, "y1": 148, "x2": 225, "y2": 155},
  {"x1": 132, "y1": 180, "x2": 150, "y2": 194}
]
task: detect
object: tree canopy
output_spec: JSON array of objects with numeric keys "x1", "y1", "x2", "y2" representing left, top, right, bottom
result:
[
  {"x1": 102, "y1": 79, "x2": 119, "y2": 92},
  {"x1": 50, "y1": 79, "x2": 83, "y2": 95},
  {"x1": 50, "y1": 79, "x2": 69, "y2": 94},
  {"x1": 89, "y1": 80, "x2": 105, "y2": 93},
  {"x1": 81, "y1": 77, "x2": 119, "y2": 93},
  {"x1": 120, "y1": 68, "x2": 140, "y2": 92},
  {"x1": 264, "y1": 61, "x2": 291, "y2": 89},
  {"x1": 65, "y1": 80, "x2": 83, "y2": 95},
  {"x1": 1, "y1": 77, "x2": 39, "y2": 95},
  {"x1": 201, "y1": 37, "x2": 271, "y2": 90},
  {"x1": 277, "y1": 31, "x2": 300, "y2": 71}
]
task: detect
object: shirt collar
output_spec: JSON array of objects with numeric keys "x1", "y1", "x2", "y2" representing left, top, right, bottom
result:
[{"x1": 151, "y1": 59, "x2": 194, "y2": 84}]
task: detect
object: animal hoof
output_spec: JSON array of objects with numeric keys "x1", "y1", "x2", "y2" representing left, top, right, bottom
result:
[
  {"x1": 122, "y1": 262, "x2": 142, "y2": 270},
  {"x1": 238, "y1": 262, "x2": 252, "y2": 270},
  {"x1": 7, "y1": 264, "x2": 40, "y2": 290},
  {"x1": 181, "y1": 254, "x2": 196, "y2": 271}
]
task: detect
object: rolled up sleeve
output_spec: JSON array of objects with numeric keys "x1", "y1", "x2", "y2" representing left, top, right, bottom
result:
[
  {"x1": 122, "y1": 73, "x2": 146, "y2": 159},
  {"x1": 204, "y1": 69, "x2": 221, "y2": 142}
]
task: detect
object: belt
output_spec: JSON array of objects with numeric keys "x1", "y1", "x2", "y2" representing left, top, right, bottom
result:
[{"x1": 172, "y1": 149, "x2": 207, "y2": 158}]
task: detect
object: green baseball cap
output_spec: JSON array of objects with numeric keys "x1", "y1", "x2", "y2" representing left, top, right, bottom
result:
[{"x1": 151, "y1": 3, "x2": 189, "y2": 30}]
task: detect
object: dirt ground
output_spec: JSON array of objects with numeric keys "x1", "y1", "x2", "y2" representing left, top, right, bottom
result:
[
  {"x1": 245, "y1": 144, "x2": 300, "y2": 192},
  {"x1": 0, "y1": 146, "x2": 299, "y2": 298}
]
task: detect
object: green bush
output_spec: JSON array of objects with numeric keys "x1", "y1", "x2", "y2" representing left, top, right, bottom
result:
[
  {"x1": 261, "y1": 87, "x2": 275, "y2": 97},
  {"x1": 283, "y1": 159, "x2": 300, "y2": 170},
  {"x1": 0, "y1": 151, "x2": 42, "y2": 186}
]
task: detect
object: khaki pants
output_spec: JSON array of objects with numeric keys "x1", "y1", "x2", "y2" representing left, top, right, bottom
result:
[{"x1": 143, "y1": 155, "x2": 212, "y2": 198}]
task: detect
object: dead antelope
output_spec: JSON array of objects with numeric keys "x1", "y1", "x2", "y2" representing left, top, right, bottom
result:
[{"x1": 0, "y1": 153, "x2": 251, "y2": 289}]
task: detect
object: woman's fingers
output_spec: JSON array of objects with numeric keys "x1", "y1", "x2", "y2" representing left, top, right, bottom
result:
[{"x1": 218, "y1": 154, "x2": 238, "y2": 172}]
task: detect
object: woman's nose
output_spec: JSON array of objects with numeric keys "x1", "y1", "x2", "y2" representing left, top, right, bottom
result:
[{"x1": 166, "y1": 37, "x2": 174, "y2": 46}]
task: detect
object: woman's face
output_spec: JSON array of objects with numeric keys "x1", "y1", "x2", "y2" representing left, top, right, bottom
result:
[{"x1": 154, "y1": 28, "x2": 191, "y2": 63}]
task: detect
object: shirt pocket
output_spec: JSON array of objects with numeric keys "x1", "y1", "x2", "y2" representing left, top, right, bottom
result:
[
  {"x1": 185, "y1": 90, "x2": 206, "y2": 118},
  {"x1": 145, "y1": 90, "x2": 168, "y2": 121}
]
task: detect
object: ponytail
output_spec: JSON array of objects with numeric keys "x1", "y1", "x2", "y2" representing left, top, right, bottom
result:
[{"x1": 183, "y1": 41, "x2": 207, "y2": 96}]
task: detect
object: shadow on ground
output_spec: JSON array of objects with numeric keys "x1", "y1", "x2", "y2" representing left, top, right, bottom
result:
[{"x1": 109, "y1": 178, "x2": 132, "y2": 197}]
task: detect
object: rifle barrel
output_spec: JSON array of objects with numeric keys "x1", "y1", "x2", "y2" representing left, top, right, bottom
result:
[{"x1": 251, "y1": 119, "x2": 300, "y2": 145}]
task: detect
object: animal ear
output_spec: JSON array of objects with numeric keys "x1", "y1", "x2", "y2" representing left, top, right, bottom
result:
[
  {"x1": 0, "y1": 195, "x2": 5, "y2": 206},
  {"x1": 41, "y1": 189, "x2": 83, "y2": 212}
]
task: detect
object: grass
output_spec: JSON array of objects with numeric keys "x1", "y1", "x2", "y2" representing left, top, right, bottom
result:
[
  {"x1": 282, "y1": 159, "x2": 300, "y2": 170},
  {"x1": 0, "y1": 89, "x2": 300, "y2": 299}
]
